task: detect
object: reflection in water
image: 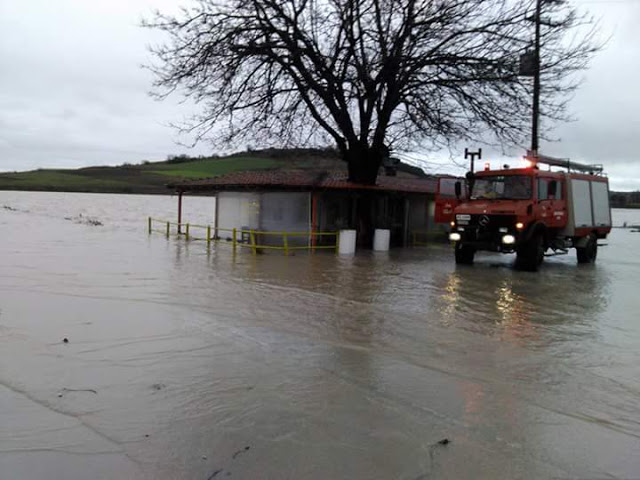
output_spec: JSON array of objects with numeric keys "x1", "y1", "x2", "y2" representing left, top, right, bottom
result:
[
  {"x1": 494, "y1": 280, "x2": 534, "y2": 345},
  {"x1": 434, "y1": 259, "x2": 612, "y2": 350},
  {"x1": 439, "y1": 272, "x2": 461, "y2": 326}
]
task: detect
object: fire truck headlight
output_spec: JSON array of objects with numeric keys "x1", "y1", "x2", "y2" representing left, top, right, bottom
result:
[
  {"x1": 502, "y1": 234, "x2": 516, "y2": 245},
  {"x1": 449, "y1": 233, "x2": 461, "y2": 242},
  {"x1": 516, "y1": 222, "x2": 524, "y2": 230}
]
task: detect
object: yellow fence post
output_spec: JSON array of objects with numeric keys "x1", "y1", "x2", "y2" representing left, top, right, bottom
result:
[
  {"x1": 250, "y1": 230, "x2": 257, "y2": 255},
  {"x1": 283, "y1": 233, "x2": 289, "y2": 256},
  {"x1": 232, "y1": 228, "x2": 237, "y2": 253},
  {"x1": 166, "y1": 221, "x2": 170, "y2": 238},
  {"x1": 148, "y1": 217, "x2": 152, "y2": 234},
  {"x1": 206, "y1": 226, "x2": 211, "y2": 246},
  {"x1": 185, "y1": 223, "x2": 190, "y2": 240}
]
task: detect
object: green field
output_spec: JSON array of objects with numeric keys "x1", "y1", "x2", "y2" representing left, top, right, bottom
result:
[{"x1": 0, "y1": 154, "x2": 291, "y2": 194}]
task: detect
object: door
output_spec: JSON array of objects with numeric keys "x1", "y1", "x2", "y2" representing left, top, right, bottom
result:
[
  {"x1": 434, "y1": 177, "x2": 462, "y2": 224},
  {"x1": 536, "y1": 177, "x2": 567, "y2": 229}
]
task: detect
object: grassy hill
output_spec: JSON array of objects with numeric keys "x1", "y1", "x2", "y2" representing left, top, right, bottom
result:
[{"x1": 0, "y1": 149, "x2": 343, "y2": 194}]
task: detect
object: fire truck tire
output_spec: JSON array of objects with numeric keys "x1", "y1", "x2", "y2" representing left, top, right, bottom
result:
[
  {"x1": 576, "y1": 233, "x2": 598, "y2": 264},
  {"x1": 455, "y1": 243, "x2": 475, "y2": 265},
  {"x1": 516, "y1": 232, "x2": 544, "y2": 271}
]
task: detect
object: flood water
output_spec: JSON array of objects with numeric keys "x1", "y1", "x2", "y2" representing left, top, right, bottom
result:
[{"x1": 1, "y1": 191, "x2": 640, "y2": 480}]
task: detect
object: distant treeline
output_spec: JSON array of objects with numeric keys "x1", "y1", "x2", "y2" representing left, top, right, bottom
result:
[
  {"x1": 610, "y1": 191, "x2": 640, "y2": 209},
  {"x1": 161, "y1": 147, "x2": 340, "y2": 165}
]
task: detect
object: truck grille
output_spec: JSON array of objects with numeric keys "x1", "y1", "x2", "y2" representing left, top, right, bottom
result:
[{"x1": 460, "y1": 215, "x2": 516, "y2": 242}]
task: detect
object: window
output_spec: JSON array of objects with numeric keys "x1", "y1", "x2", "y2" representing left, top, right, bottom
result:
[
  {"x1": 538, "y1": 179, "x2": 563, "y2": 200},
  {"x1": 439, "y1": 178, "x2": 459, "y2": 198},
  {"x1": 472, "y1": 175, "x2": 532, "y2": 200},
  {"x1": 538, "y1": 179, "x2": 548, "y2": 200},
  {"x1": 552, "y1": 181, "x2": 563, "y2": 200}
]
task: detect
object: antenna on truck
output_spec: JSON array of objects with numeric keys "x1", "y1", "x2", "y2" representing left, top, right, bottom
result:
[
  {"x1": 464, "y1": 148, "x2": 482, "y2": 173},
  {"x1": 524, "y1": 151, "x2": 604, "y2": 175}
]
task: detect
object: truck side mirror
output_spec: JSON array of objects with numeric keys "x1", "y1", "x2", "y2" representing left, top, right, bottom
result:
[
  {"x1": 454, "y1": 181, "x2": 462, "y2": 199},
  {"x1": 548, "y1": 181, "x2": 557, "y2": 198},
  {"x1": 465, "y1": 171, "x2": 475, "y2": 196}
]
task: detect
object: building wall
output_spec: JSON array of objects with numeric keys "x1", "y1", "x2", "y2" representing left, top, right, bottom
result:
[
  {"x1": 215, "y1": 189, "x2": 439, "y2": 248},
  {"x1": 259, "y1": 192, "x2": 310, "y2": 246},
  {"x1": 316, "y1": 192, "x2": 351, "y2": 232},
  {"x1": 407, "y1": 195, "x2": 447, "y2": 244},
  {"x1": 427, "y1": 200, "x2": 448, "y2": 234},
  {"x1": 407, "y1": 195, "x2": 429, "y2": 232},
  {"x1": 216, "y1": 192, "x2": 260, "y2": 235}
]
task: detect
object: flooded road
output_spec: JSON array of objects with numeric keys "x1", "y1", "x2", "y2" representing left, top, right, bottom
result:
[{"x1": 1, "y1": 191, "x2": 640, "y2": 479}]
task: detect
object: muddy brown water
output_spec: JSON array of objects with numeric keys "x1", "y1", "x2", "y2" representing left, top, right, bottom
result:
[{"x1": 1, "y1": 191, "x2": 640, "y2": 479}]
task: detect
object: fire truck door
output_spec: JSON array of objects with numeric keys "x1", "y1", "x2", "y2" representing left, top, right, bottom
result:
[
  {"x1": 537, "y1": 178, "x2": 567, "y2": 228},
  {"x1": 434, "y1": 178, "x2": 461, "y2": 224}
]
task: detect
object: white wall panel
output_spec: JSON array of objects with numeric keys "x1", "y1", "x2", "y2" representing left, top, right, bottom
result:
[
  {"x1": 591, "y1": 181, "x2": 611, "y2": 227},
  {"x1": 571, "y1": 179, "x2": 593, "y2": 228}
]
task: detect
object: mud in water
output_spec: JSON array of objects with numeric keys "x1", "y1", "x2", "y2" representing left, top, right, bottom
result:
[{"x1": 1, "y1": 191, "x2": 640, "y2": 479}]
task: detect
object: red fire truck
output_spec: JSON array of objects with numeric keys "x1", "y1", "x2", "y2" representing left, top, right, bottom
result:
[{"x1": 436, "y1": 154, "x2": 612, "y2": 271}]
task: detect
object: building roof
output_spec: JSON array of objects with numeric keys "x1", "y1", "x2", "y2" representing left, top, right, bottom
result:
[{"x1": 169, "y1": 170, "x2": 438, "y2": 194}]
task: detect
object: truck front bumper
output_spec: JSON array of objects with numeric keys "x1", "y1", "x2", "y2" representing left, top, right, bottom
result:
[{"x1": 449, "y1": 228, "x2": 519, "y2": 253}]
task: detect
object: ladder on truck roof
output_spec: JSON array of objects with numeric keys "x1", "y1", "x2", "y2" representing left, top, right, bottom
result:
[{"x1": 525, "y1": 151, "x2": 604, "y2": 175}]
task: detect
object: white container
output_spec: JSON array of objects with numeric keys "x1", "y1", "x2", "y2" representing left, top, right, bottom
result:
[
  {"x1": 373, "y1": 228, "x2": 391, "y2": 251},
  {"x1": 338, "y1": 229, "x2": 357, "y2": 255}
]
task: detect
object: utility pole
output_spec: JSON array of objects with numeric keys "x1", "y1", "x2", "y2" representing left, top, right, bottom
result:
[{"x1": 531, "y1": 0, "x2": 542, "y2": 158}]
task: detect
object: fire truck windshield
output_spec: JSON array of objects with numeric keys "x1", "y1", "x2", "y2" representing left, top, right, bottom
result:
[{"x1": 471, "y1": 175, "x2": 532, "y2": 200}]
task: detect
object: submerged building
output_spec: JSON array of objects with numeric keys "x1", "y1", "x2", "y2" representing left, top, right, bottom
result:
[{"x1": 170, "y1": 168, "x2": 451, "y2": 249}]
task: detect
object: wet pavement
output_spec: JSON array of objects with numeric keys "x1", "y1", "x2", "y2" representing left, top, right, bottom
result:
[{"x1": 1, "y1": 192, "x2": 640, "y2": 479}]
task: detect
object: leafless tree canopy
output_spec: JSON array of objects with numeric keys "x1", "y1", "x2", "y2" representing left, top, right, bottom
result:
[{"x1": 145, "y1": 0, "x2": 597, "y2": 183}]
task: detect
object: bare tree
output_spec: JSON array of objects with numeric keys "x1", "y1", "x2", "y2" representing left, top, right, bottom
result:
[{"x1": 144, "y1": 0, "x2": 597, "y2": 184}]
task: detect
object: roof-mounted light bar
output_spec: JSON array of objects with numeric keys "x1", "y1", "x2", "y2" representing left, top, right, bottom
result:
[{"x1": 525, "y1": 151, "x2": 603, "y2": 174}]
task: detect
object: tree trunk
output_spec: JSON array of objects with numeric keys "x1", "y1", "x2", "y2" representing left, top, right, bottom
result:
[
  {"x1": 343, "y1": 144, "x2": 385, "y2": 248},
  {"x1": 345, "y1": 145, "x2": 383, "y2": 185}
]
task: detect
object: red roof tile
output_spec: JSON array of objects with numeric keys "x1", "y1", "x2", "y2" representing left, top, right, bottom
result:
[{"x1": 170, "y1": 170, "x2": 437, "y2": 194}]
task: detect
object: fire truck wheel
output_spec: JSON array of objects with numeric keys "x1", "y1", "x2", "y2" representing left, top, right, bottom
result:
[
  {"x1": 577, "y1": 233, "x2": 598, "y2": 264},
  {"x1": 516, "y1": 232, "x2": 544, "y2": 271},
  {"x1": 455, "y1": 243, "x2": 475, "y2": 265}
]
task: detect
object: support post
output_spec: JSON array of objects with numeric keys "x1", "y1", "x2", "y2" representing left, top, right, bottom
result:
[
  {"x1": 206, "y1": 226, "x2": 211, "y2": 246},
  {"x1": 177, "y1": 191, "x2": 183, "y2": 234},
  {"x1": 250, "y1": 230, "x2": 257, "y2": 255},
  {"x1": 335, "y1": 232, "x2": 340, "y2": 254},
  {"x1": 166, "y1": 221, "x2": 170, "y2": 238},
  {"x1": 148, "y1": 217, "x2": 152, "y2": 234},
  {"x1": 311, "y1": 193, "x2": 318, "y2": 252},
  {"x1": 185, "y1": 223, "x2": 190, "y2": 240},
  {"x1": 232, "y1": 228, "x2": 237, "y2": 253},
  {"x1": 403, "y1": 197, "x2": 410, "y2": 248},
  {"x1": 283, "y1": 233, "x2": 289, "y2": 256},
  {"x1": 214, "y1": 194, "x2": 219, "y2": 241}
]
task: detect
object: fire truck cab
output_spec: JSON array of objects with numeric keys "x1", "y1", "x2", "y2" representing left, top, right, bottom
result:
[{"x1": 438, "y1": 156, "x2": 612, "y2": 271}]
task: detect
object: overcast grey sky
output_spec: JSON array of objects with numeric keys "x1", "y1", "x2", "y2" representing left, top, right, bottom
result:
[{"x1": 1, "y1": 0, "x2": 639, "y2": 190}]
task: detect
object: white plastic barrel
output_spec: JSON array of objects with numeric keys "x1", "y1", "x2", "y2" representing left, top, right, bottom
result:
[
  {"x1": 338, "y1": 229, "x2": 357, "y2": 255},
  {"x1": 373, "y1": 229, "x2": 391, "y2": 251}
]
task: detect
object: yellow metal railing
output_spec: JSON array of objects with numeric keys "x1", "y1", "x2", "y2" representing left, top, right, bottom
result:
[{"x1": 148, "y1": 217, "x2": 339, "y2": 255}]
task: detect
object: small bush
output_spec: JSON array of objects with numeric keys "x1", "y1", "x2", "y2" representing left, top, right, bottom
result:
[{"x1": 166, "y1": 154, "x2": 192, "y2": 164}]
